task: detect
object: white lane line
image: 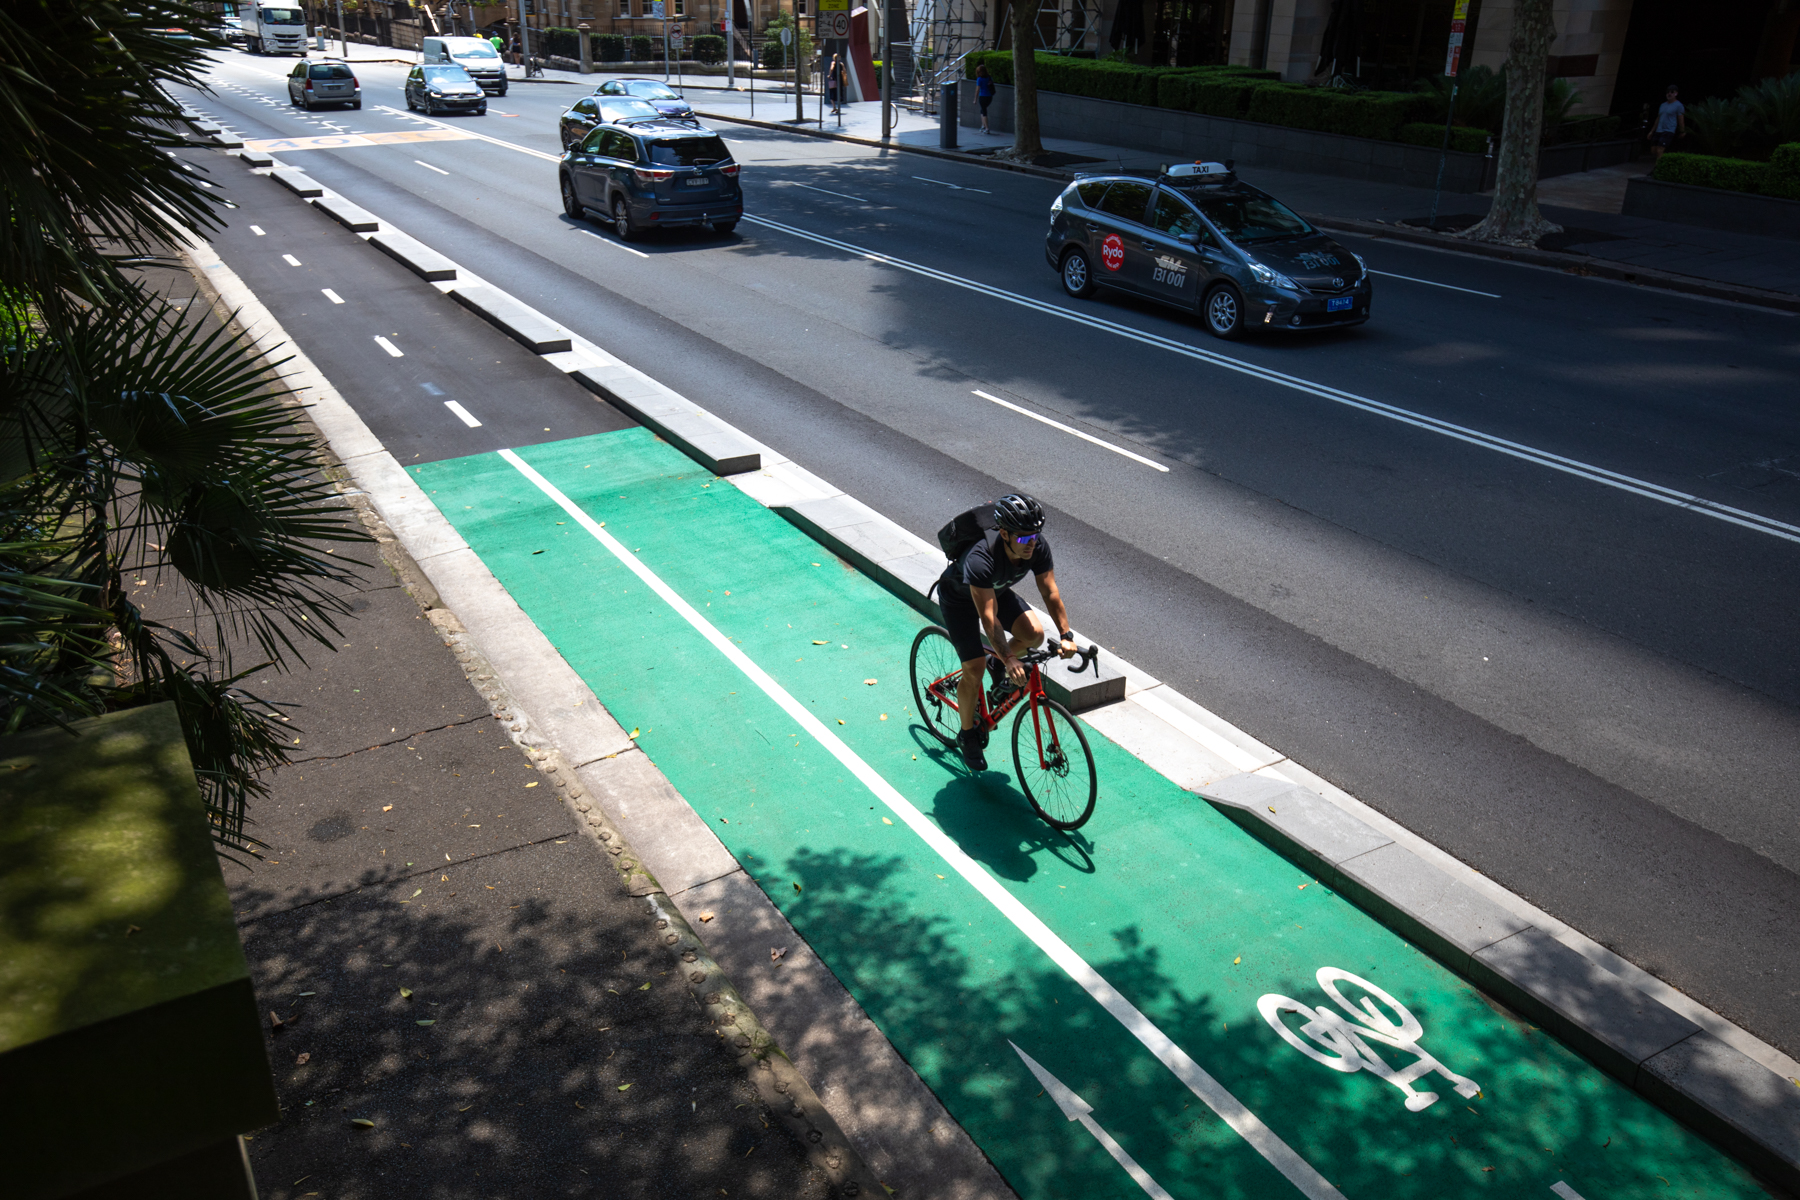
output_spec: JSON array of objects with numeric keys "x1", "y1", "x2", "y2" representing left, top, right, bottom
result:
[
  {"x1": 973, "y1": 390, "x2": 1169, "y2": 472},
  {"x1": 415, "y1": 159, "x2": 451, "y2": 175},
  {"x1": 1367, "y1": 268, "x2": 1500, "y2": 299},
  {"x1": 1551, "y1": 1184, "x2": 1588, "y2": 1200},
  {"x1": 745, "y1": 214, "x2": 1800, "y2": 547},
  {"x1": 444, "y1": 400, "x2": 482, "y2": 427},
  {"x1": 496, "y1": 445, "x2": 1344, "y2": 1200},
  {"x1": 915, "y1": 175, "x2": 992, "y2": 194},
  {"x1": 579, "y1": 227, "x2": 650, "y2": 259},
  {"x1": 374, "y1": 335, "x2": 404, "y2": 357},
  {"x1": 785, "y1": 180, "x2": 870, "y2": 203},
  {"x1": 250, "y1": 225, "x2": 266, "y2": 235},
  {"x1": 281, "y1": 253, "x2": 302, "y2": 266},
  {"x1": 374, "y1": 105, "x2": 561, "y2": 161},
  {"x1": 321, "y1": 288, "x2": 344, "y2": 304}
]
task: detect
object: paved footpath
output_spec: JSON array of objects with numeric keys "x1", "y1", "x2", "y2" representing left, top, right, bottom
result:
[{"x1": 407, "y1": 425, "x2": 1767, "y2": 1200}]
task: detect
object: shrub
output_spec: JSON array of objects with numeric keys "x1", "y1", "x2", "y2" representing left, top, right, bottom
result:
[
  {"x1": 760, "y1": 13, "x2": 812, "y2": 68},
  {"x1": 1247, "y1": 83, "x2": 1432, "y2": 141},
  {"x1": 1157, "y1": 73, "x2": 1264, "y2": 118},
  {"x1": 1397, "y1": 122, "x2": 1490, "y2": 153},
  {"x1": 1546, "y1": 114, "x2": 1621, "y2": 144},
  {"x1": 1686, "y1": 95, "x2": 1757, "y2": 158},
  {"x1": 539, "y1": 26, "x2": 580, "y2": 59},
  {"x1": 1652, "y1": 151, "x2": 1768, "y2": 193},
  {"x1": 630, "y1": 34, "x2": 653, "y2": 61},
  {"x1": 691, "y1": 33, "x2": 724, "y2": 64},
  {"x1": 1762, "y1": 141, "x2": 1800, "y2": 199},
  {"x1": 597, "y1": 33, "x2": 626, "y2": 62}
]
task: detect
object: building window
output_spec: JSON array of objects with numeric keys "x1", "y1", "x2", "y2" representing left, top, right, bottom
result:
[
  {"x1": 674, "y1": 0, "x2": 684, "y2": 14},
  {"x1": 795, "y1": 0, "x2": 806, "y2": 12},
  {"x1": 618, "y1": 0, "x2": 630, "y2": 14}
]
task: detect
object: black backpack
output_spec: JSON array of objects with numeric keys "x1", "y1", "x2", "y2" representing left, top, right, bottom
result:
[{"x1": 937, "y1": 504, "x2": 996, "y2": 564}]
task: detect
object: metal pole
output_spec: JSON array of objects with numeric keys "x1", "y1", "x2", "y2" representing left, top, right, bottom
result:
[
  {"x1": 880, "y1": 3, "x2": 891, "y2": 138},
  {"x1": 794, "y1": 36, "x2": 803, "y2": 122},
  {"x1": 517, "y1": 0, "x2": 531, "y2": 76},
  {"x1": 1429, "y1": 81, "x2": 1458, "y2": 229},
  {"x1": 726, "y1": 7, "x2": 734, "y2": 89},
  {"x1": 663, "y1": 5, "x2": 670, "y2": 79},
  {"x1": 336, "y1": 0, "x2": 346, "y2": 56}
]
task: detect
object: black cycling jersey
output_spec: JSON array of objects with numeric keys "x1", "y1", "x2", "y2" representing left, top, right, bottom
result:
[{"x1": 940, "y1": 530, "x2": 1054, "y2": 599}]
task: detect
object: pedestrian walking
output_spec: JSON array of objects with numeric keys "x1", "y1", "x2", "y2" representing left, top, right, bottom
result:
[
  {"x1": 975, "y1": 62, "x2": 995, "y2": 134},
  {"x1": 509, "y1": 35, "x2": 523, "y2": 67},
  {"x1": 489, "y1": 31, "x2": 504, "y2": 54},
  {"x1": 826, "y1": 54, "x2": 848, "y2": 115},
  {"x1": 1650, "y1": 84, "x2": 1685, "y2": 159}
]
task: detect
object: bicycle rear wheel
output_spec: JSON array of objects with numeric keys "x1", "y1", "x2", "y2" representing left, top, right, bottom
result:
[
  {"x1": 909, "y1": 626, "x2": 964, "y2": 748},
  {"x1": 1012, "y1": 696, "x2": 1097, "y2": 830}
]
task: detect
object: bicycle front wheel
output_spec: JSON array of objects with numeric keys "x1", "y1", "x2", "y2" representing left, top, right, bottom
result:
[
  {"x1": 909, "y1": 625, "x2": 964, "y2": 748},
  {"x1": 1012, "y1": 696, "x2": 1097, "y2": 830}
]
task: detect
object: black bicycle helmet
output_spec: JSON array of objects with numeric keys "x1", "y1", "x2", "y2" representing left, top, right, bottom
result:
[{"x1": 992, "y1": 493, "x2": 1046, "y2": 534}]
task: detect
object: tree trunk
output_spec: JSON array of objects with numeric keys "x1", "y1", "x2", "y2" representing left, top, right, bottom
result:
[
  {"x1": 1461, "y1": 0, "x2": 1559, "y2": 246},
  {"x1": 1008, "y1": 3, "x2": 1045, "y2": 161}
]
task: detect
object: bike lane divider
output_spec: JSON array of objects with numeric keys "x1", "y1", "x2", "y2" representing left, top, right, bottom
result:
[{"x1": 409, "y1": 427, "x2": 1764, "y2": 1200}]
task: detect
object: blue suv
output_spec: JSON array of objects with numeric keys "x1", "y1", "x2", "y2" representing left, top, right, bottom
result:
[{"x1": 559, "y1": 123, "x2": 742, "y2": 239}]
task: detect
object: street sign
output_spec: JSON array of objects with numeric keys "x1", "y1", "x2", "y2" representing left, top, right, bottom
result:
[
  {"x1": 1443, "y1": 0, "x2": 1468, "y2": 76},
  {"x1": 818, "y1": 10, "x2": 849, "y2": 37},
  {"x1": 778, "y1": 25, "x2": 792, "y2": 44},
  {"x1": 649, "y1": 0, "x2": 664, "y2": 16},
  {"x1": 670, "y1": 29, "x2": 684, "y2": 48}
]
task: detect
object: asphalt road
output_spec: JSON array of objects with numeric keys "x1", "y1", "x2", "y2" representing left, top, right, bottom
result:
[{"x1": 174, "y1": 52, "x2": 1800, "y2": 1059}]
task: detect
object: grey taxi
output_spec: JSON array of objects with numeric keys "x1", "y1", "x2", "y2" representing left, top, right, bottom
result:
[{"x1": 1046, "y1": 163, "x2": 1371, "y2": 339}]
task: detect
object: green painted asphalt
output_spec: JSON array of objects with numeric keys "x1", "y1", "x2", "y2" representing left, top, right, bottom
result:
[{"x1": 413, "y1": 428, "x2": 1762, "y2": 1200}]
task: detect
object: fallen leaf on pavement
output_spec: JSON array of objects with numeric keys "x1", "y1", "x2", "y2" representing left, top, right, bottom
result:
[
  {"x1": 699, "y1": 911, "x2": 715, "y2": 922},
  {"x1": 526, "y1": 781, "x2": 539, "y2": 787},
  {"x1": 771, "y1": 947, "x2": 787, "y2": 963},
  {"x1": 295, "y1": 1052, "x2": 310, "y2": 1065},
  {"x1": 628, "y1": 728, "x2": 640, "y2": 739},
  {"x1": 350, "y1": 1118, "x2": 375, "y2": 1128},
  {"x1": 1233, "y1": 957, "x2": 1242, "y2": 965},
  {"x1": 382, "y1": 805, "x2": 393, "y2": 812},
  {"x1": 410, "y1": 889, "x2": 422, "y2": 898},
  {"x1": 269, "y1": 1011, "x2": 284, "y2": 1029},
  {"x1": 793, "y1": 882, "x2": 802, "y2": 892},
  {"x1": 864, "y1": 679, "x2": 877, "y2": 685},
  {"x1": 400, "y1": 987, "x2": 413, "y2": 999},
  {"x1": 416, "y1": 1019, "x2": 435, "y2": 1026},
  {"x1": 618, "y1": 1083, "x2": 632, "y2": 1092},
  {"x1": 812, "y1": 640, "x2": 827, "y2": 645},
  {"x1": 638, "y1": 981, "x2": 652, "y2": 991},
  {"x1": 882, "y1": 817, "x2": 893, "y2": 825}
]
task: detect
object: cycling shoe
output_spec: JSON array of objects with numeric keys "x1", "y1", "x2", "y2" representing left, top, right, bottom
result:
[{"x1": 958, "y1": 728, "x2": 988, "y2": 772}]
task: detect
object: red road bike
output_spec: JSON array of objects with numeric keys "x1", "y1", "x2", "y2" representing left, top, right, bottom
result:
[{"x1": 908, "y1": 626, "x2": 1101, "y2": 829}]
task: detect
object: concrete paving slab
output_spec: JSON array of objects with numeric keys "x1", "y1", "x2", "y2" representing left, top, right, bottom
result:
[
  {"x1": 346, "y1": 451, "x2": 471, "y2": 563},
  {"x1": 1639, "y1": 1031, "x2": 1800, "y2": 1192},
  {"x1": 313, "y1": 194, "x2": 381, "y2": 233},
  {"x1": 1206, "y1": 773, "x2": 1395, "y2": 866},
  {"x1": 573, "y1": 748, "x2": 740, "y2": 897},
  {"x1": 449, "y1": 285, "x2": 573, "y2": 354},
  {"x1": 1334, "y1": 841, "x2": 1533, "y2": 969},
  {"x1": 1081, "y1": 698, "x2": 1245, "y2": 792},
  {"x1": 271, "y1": 167, "x2": 323, "y2": 198},
  {"x1": 366, "y1": 230, "x2": 458, "y2": 281}
]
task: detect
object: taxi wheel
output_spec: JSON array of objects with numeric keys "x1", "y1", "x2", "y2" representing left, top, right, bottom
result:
[
  {"x1": 560, "y1": 174, "x2": 584, "y2": 220},
  {"x1": 1204, "y1": 284, "x2": 1246, "y2": 340},
  {"x1": 1060, "y1": 247, "x2": 1094, "y2": 299}
]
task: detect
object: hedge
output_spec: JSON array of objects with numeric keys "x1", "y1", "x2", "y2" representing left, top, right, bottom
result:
[
  {"x1": 691, "y1": 33, "x2": 724, "y2": 64},
  {"x1": 1653, "y1": 142, "x2": 1800, "y2": 198},
  {"x1": 1157, "y1": 73, "x2": 1266, "y2": 118},
  {"x1": 964, "y1": 52, "x2": 1275, "y2": 109},
  {"x1": 1397, "y1": 122, "x2": 1490, "y2": 153},
  {"x1": 1245, "y1": 83, "x2": 1433, "y2": 142},
  {"x1": 539, "y1": 26, "x2": 580, "y2": 60},
  {"x1": 1652, "y1": 152, "x2": 1769, "y2": 193},
  {"x1": 597, "y1": 33, "x2": 626, "y2": 62},
  {"x1": 630, "y1": 34, "x2": 654, "y2": 60}
]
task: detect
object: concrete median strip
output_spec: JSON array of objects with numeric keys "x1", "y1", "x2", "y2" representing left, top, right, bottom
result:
[
  {"x1": 206, "y1": 147, "x2": 1800, "y2": 1193},
  {"x1": 312, "y1": 194, "x2": 381, "y2": 233},
  {"x1": 366, "y1": 230, "x2": 458, "y2": 281}
]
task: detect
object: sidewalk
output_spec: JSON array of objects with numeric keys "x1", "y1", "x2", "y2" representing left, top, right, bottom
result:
[
  {"x1": 156, "y1": 252, "x2": 854, "y2": 1197},
  {"x1": 512, "y1": 61, "x2": 1800, "y2": 303}
]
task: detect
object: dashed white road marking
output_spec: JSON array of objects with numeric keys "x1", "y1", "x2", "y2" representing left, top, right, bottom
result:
[
  {"x1": 914, "y1": 175, "x2": 992, "y2": 195},
  {"x1": 785, "y1": 180, "x2": 870, "y2": 203},
  {"x1": 579, "y1": 227, "x2": 650, "y2": 259},
  {"x1": 321, "y1": 288, "x2": 344, "y2": 304},
  {"x1": 250, "y1": 225, "x2": 266, "y2": 236},
  {"x1": 374, "y1": 335, "x2": 404, "y2": 357},
  {"x1": 281, "y1": 253, "x2": 302, "y2": 266},
  {"x1": 415, "y1": 159, "x2": 451, "y2": 175},
  {"x1": 1366, "y1": 269, "x2": 1500, "y2": 299},
  {"x1": 444, "y1": 401, "x2": 483, "y2": 427},
  {"x1": 973, "y1": 390, "x2": 1168, "y2": 472}
]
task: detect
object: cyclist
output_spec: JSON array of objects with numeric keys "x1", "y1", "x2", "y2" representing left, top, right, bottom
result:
[{"x1": 937, "y1": 493, "x2": 1077, "y2": 771}]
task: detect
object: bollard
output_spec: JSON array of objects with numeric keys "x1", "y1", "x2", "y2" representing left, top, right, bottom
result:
[{"x1": 940, "y1": 80, "x2": 958, "y2": 149}]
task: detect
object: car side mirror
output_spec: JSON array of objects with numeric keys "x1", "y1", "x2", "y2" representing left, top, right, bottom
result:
[{"x1": 1179, "y1": 232, "x2": 1201, "y2": 246}]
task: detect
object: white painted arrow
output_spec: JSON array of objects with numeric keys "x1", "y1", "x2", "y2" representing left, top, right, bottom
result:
[{"x1": 1011, "y1": 1042, "x2": 1176, "y2": 1200}]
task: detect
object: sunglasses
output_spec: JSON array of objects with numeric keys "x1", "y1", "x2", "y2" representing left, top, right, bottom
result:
[{"x1": 1008, "y1": 531, "x2": 1038, "y2": 547}]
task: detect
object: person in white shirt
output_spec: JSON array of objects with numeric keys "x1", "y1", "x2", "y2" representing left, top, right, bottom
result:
[{"x1": 1650, "y1": 85, "x2": 1685, "y2": 159}]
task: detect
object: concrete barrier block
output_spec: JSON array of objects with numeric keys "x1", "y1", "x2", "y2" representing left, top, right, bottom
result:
[
  {"x1": 1335, "y1": 843, "x2": 1532, "y2": 970},
  {"x1": 1638, "y1": 1032, "x2": 1800, "y2": 1191},
  {"x1": 449, "y1": 286, "x2": 573, "y2": 353},
  {"x1": 1472, "y1": 928, "x2": 1701, "y2": 1082},
  {"x1": 271, "y1": 167, "x2": 323, "y2": 198},
  {"x1": 314, "y1": 194, "x2": 380, "y2": 233},
  {"x1": 367, "y1": 230, "x2": 458, "y2": 281},
  {"x1": 240, "y1": 150, "x2": 275, "y2": 168},
  {"x1": 1204, "y1": 775, "x2": 1394, "y2": 867}
]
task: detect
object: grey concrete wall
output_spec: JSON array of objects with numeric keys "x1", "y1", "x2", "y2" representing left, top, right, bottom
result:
[
  {"x1": 963, "y1": 82, "x2": 1494, "y2": 192},
  {"x1": 1622, "y1": 177, "x2": 1800, "y2": 241}
]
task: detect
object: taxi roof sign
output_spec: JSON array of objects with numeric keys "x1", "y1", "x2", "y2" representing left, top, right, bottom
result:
[{"x1": 1164, "y1": 161, "x2": 1233, "y2": 178}]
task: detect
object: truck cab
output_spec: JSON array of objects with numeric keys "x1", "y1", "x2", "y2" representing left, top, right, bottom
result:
[{"x1": 243, "y1": 5, "x2": 307, "y2": 55}]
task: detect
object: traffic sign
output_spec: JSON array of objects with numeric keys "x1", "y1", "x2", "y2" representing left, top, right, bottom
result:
[{"x1": 818, "y1": 10, "x2": 849, "y2": 37}]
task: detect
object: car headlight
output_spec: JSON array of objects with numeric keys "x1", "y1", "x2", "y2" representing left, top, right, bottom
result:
[
  {"x1": 1248, "y1": 261, "x2": 1299, "y2": 290},
  {"x1": 428, "y1": 89, "x2": 443, "y2": 97},
  {"x1": 1351, "y1": 251, "x2": 1367, "y2": 270},
  {"x1": 1050, "y1": 193, "x2": 1064, "y2": 216}
]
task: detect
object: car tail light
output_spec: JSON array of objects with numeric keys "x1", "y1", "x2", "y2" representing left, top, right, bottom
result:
[
  {"x1": 720, "y1": 163, "x2": 739, "y2": 176},
  {"x1": 304, "y1": 79, "x2": 313, "y2": 90},
  {"x1": 633, "y1": 168, "x2": 675, "y2": 184}
]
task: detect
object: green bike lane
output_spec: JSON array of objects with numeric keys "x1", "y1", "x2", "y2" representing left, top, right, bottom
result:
[{"x1": 412, "y1": 428, "x2": 1761, "y2": 1200}]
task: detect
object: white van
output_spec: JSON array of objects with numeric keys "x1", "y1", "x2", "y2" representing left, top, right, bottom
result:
[{"x1": 421, "y1": 36, "x2": 507, "y2": 95}]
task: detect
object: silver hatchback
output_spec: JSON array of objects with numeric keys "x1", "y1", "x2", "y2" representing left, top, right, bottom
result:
[{"x1": 287, "y1": 58, "x2": 360, "y2": 110}]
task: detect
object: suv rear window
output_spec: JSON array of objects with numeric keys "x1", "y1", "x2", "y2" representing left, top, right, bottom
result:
[
  {"x1": 647, "y1": 136, "x2": 729, "y2": 167},
  {"x1": 310, "y1": 64, "x2": 354, "y2": 79}
]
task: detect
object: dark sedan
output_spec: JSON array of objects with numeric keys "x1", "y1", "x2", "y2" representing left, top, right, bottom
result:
[
  {"x1": 405, "y1": 64, "x2": 487, "y2": 115},
  {"x1": 594, "y1": 77, "x2": 697, "y2": 121},
  {"x1": 1045, "y1": 162, "x2": 1371, "y2": 339},
  {"x1": 557, "y1": 96, "x2": 671, "y2": 150}
]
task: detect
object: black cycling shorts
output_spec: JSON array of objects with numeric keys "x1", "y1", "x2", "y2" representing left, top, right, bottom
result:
[{"x1": 939, "y1": 580, "x2": 1031, "y2": 665}]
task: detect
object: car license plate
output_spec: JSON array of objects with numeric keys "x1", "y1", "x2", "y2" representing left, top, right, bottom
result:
[
  {"x1": 1327, "y1": 296, "x2": 1353, "y2": 312},
  {"x1": 684, "y1": 178, "x2": 710, "y2": 188}
]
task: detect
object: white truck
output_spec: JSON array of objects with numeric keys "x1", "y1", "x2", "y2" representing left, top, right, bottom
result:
[{"x1": 241, "y1": 5, "x2": 308, "y2": 55}]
